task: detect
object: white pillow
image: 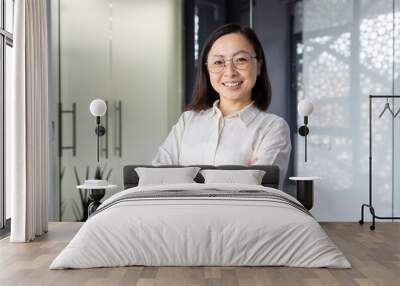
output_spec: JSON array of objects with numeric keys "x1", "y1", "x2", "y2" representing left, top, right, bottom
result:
[
  {"x1": 135, "y1": 167, "x2": 201, "y2": 186},
  {"x1": 200, "y1": 169, "x2": 266, "y2": 185}
]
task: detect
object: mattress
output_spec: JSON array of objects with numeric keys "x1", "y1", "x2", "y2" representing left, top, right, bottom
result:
[{"x1": 50, "y1": 183, "x2": 351, "y2": 269}]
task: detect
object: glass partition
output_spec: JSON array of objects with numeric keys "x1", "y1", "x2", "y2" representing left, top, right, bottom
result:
[
  {"x1": 53, "y1": 0, "x2": 183, "y2": 221},
  {"x1": 295, "y1": 0, "x2": 400, "y2": 220}
]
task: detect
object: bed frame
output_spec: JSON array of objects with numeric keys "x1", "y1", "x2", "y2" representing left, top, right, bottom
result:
[{"x1": 123, "y1": 165, "x2": 280, "y2": 189}]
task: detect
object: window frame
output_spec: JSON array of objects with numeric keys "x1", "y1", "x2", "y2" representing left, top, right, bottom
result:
[{"x1": 0, "y1": 0, "x2": 14, "y2": 232}]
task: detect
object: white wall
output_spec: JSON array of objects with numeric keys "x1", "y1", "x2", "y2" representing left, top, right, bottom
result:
[{"x1": 297, "y1": 0, "x2": 400, "y2": 221}]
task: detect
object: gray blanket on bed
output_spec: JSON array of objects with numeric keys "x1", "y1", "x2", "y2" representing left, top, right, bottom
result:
[{"x1": 90, "y1": 189, "x2": 311, "y2": 218}]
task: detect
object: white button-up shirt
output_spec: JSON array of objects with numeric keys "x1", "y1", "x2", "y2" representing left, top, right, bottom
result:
[{"x1": 152, "y1": 101, "x2": 292, "y2": 188}]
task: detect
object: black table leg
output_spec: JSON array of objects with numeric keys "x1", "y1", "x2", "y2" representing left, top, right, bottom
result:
[
  {"x1": 88, "y1": 189, "x2": 105, "y2": 216},
  {"x1": 296, "y1": 180, "x2": 314, "y2": 210}
]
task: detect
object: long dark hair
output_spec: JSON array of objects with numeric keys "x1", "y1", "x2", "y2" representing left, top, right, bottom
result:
[{"x1": 187, "y1": 23, "x2": 272, "y2": 112}]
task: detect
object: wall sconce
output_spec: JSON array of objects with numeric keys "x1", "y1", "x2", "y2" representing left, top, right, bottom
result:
[
  {"x1": 89, "y1": 99, "x2": 107, "y2": 162},
  {"x1": 298, "y1": 99, "x2": 314, "y2": 162}
]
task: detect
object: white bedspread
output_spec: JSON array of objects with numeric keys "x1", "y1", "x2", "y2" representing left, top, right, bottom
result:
[{"x1": 50, "y1": 183, "x2": 351, "y2": 269}]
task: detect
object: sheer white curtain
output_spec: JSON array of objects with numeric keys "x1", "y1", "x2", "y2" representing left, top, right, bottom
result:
[{"x1": 8, "y1": 0, "x2": 49, "y2": 242}]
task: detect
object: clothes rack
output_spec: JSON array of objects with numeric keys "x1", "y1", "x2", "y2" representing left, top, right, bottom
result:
[{"x1": 359, "y1": 95, "x2": 400, "y2": 230}]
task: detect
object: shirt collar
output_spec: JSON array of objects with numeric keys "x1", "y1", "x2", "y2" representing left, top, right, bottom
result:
[{"x1": 202, "y1": 100, "x2": 259, "y2": 127}]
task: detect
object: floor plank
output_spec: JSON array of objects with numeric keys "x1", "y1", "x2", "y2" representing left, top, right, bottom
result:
[{"x1": 0, "y1": 222, "x2": 399, "y2": 286}]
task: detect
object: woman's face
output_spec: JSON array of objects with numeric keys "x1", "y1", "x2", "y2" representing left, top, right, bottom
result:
[{"x1": 206, "y1": 33, "x2": 260, "y2": 105}]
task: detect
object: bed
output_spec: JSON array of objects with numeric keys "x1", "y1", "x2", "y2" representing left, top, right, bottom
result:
[{"x1": 50, "y1": 165, "x2": 350, "y2": 269}]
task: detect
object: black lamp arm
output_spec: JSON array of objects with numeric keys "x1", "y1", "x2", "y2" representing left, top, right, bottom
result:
[
  {"x1": 298, "y1": 116, "x2": 309, "y2": 137},
  {"x1": 298, "y1": 115, "x2": 310, "y2": 162},
  {"x1": 95, "y1": 116, "x2": 107, "y2": 162}
]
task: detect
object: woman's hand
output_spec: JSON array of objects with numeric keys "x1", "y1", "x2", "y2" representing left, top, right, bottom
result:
[{"x1": 246, "y1": 157, "x2": 258, "y2": 166}]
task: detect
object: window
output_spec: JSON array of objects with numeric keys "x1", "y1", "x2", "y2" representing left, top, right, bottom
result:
[{"x1": 0, "y1": 0, "x2": 14, "y2": 232}]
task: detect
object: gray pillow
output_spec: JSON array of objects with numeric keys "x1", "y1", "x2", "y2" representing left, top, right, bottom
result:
[
  {"x1": 135, "y1": 167, "x2": 201, "y2": 186},
  {"x1": 200, "y1": 169, "x2": 266, "y2": 185}
]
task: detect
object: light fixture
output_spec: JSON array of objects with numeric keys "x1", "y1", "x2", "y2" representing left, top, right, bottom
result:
[
  {"x1": 297, "y1": 99, "x2": 314, "y2": 162},
  {"x1": 89, "y1": 99, "x2": 107, "y2": 162}
]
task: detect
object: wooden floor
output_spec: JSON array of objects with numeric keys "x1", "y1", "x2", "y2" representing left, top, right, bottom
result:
[{"x1": 0, "y1": 222, "x2": 399, "y2": 286}]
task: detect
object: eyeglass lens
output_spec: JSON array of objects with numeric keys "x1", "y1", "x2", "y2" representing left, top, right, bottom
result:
[{"x1": 207, "y1": 52, "x2": 256, "y2": 73}]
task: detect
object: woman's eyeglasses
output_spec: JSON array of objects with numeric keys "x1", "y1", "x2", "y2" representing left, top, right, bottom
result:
[{"x1": 206, "y1": 52, "x2": 258, "y2": 73}]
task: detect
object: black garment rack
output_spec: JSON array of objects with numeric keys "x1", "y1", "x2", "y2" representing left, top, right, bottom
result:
[{"x1": 359, "y1": 95, "x2": 400, "y2": 230}]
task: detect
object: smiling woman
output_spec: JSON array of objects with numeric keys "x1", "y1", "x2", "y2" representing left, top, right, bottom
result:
[
  {"x1": 152, "y1": 24, "x2": 291, "y2": 188},
  {"x1": 207, "y1": 34, "x2": 260, "y2": 114}
]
